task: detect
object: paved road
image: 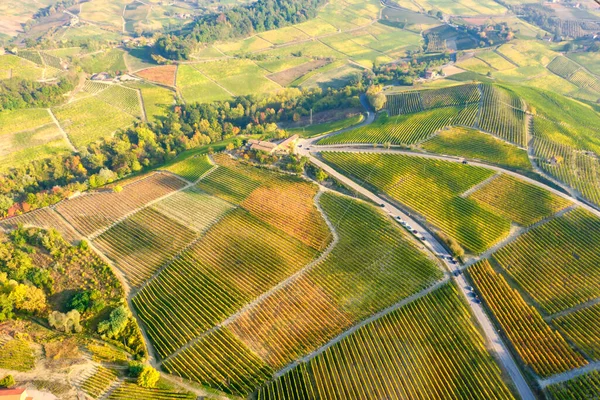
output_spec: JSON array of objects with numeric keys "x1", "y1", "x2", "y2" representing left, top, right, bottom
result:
[
  {"x1": 301, "y1": 144, "x2": 600, "y2": 219},
  {"x1": 296, "y1": 139, "x2": 537, "y2": 400}
]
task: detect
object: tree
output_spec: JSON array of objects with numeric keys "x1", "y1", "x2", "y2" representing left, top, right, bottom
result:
[
  {"x1": 366, "y1": 85, "x2": 386, "y2": 111},
  {"x1": 0, "y1": 195, "x2": 14, "y2": 217},
  {"x1": 128, "y1": 361, "x2": 144, "y2": 377},
  {"x1": 48, "y1": 310, "x2": 82, "y2": 333},
  {"x1": 225, "y1": 142, "x2": 235, "y2": 151},
  {"x1": 0, "y1": 375, "x2": 15, "y2": 388},
  {"x1": 137, "y1": 366, "x2": 160, "y2": 388},
  {"x1": 98, "y1": 305, "x2": 131, "y2": 339},
  {"x1": 315, "y1": 168, "x2": 328, "y2": 182}
]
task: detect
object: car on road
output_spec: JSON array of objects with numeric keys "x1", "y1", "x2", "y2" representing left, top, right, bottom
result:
[
  {"x1": 473, "y1": 298, "x2": 481, "y2": 304},
  {"x1": 396, "y1": 216, "x2": 402, "y2": 221},
  {"x1": 419, "y1": 236, "x2": 426, "y2": 241},
  {"x1": 462, "y1": 160, "x2": 468, "y2": 164},
  {"x1": 380, "y1": 203, "x2": 386, "y2": 207},
  {"x1": 298, "y1": 145, "x2": 302, "y2": 148},
  {"x1": 453, "y1": 270, "x2": 461, "y2": 277},
  {"x1": 466, "y1": 286, "x2": 474, "y2": 292},
  {"x1": 412, "y1": 229, "x2": 418, "y2": 234}
]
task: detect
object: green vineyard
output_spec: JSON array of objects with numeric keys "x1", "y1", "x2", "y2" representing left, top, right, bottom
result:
[
  {"x1": 477, "y1": 84, "x2": 527, "y2": 146},
  {"x1": 554, "y1": 303, "x2": 600, "y2": 360},
  {"x1": 385, "y1": 83, "x2": 480, "y2": 115},
  {"x1": 546, "y1": 371, "x2": 600, "y2": 400},
  {"x1": 547, "y1": 56, "x2": 581, "y2": 79},
  {"x1": 469, "y1": 174, "x2": 571, "y2": 226},
  {"x1": 321, "y1": 152, "x2": 511, "y2": 253},
  {"x1": 257, "y1": 284, "x2": 515, "y2": 400},
  {"x1": 79, "y1": 366, "x2": 118, "y2": 399},
  {"x1": 96, "y1": 84, "x2": 144, "y2": 118},
  {"x1": 108, "y1": 381, "x2": 195, "y2": 399},
  {"x1": 421, "y1": 127, "x2": 532, "y2": 170},
  {"x1": 165, "y1": 154, "x2": 213, "y2": 182},
  {"x1": 532, "y1": 131, "x2": 600, "y2": 207},
  {"x1": 493, "y1": 208, "x2": 600, "y2": 314},
  {"x1": 469, "y1": 261, "x2": 586, "y2": 377},
  {"x1": 318, "y1": 105, "x2": 477, "y2": 145}
]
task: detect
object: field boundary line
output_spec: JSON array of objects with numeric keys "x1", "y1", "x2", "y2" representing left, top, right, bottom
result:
[
  {"x1": 88, "y1": 172, "x2": 192, "y2": 240},
  {"x1": 136, "y1": 88, "x2": 147, "y2": 122},
  {"x1": 222, "y1": 188, "x2": 339, "y2": 327},
  {"x1": 189, "y1": 64, "x2": 236, "y2": 96},
  {"x1": 47, "y1": 108, "x2": 77, "y2": 152},
  {"x1": 539, "y1": 361, "x2": 600, "y2": 388},
  {"x1": 274, "y1": 277, "x2": 450, "y2": 377},
  {"x1": 462, "y1": 204, "x2": 576, "y2": 269},
  {"x1": 494, "y1": 48, "x2": 520, "y2": 68},
  {"x1": 460, "y1": 172, "x2": 501, "y2": 198},
  {"x1": 545, "y1": 296, "x2": 600, "y2": 322}
]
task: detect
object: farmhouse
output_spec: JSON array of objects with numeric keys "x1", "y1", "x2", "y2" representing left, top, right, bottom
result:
[
  {"x1": 0, "y1": 388, "x2": 33, "y2": 400},
  {"x1": 248, "y1": 135, "x2": 299, "y2": 154}
]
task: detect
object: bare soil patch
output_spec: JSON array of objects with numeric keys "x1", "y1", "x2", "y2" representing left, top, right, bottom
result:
[
  {"x1": 136, "y1": 65, "x2": 177, "y2": 86},
  {"x1": 268, "y1": 59, "x2": 330, "y2": 86}
]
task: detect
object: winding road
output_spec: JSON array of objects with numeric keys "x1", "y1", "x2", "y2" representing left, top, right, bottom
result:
[{"x1": 291, "y1": 107, "x2": 581, "y2": 399}]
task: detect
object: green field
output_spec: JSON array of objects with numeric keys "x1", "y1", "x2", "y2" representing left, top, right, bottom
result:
[
  {"x1": 193, "y1": 59, "x2": 281, "y2": 95},
  {"x1": 322, "y1": 152, "x2": 511, "y2": 253},
  {"x1": 127, "y1": 82, "x2": 175, "y2": 122},
  {"x1": 0, "y1": 123, "x2": 71, "y2": 172},
  {"x1": 554, "y1": 303, "x2": 600, "y2": 361},
  {"x1": 176, "y1": 64, "x2": 233, "y2": 104},
  {"x1": 421, "y1": 127, "x2": 532, "y2": 170},
  {"x1": 0, "y1": 54, "x2": 46, "y2": 80},
  {"x1": 79, "y1": 48, "x2": 127, "y2": 74},
  {"x1": 164, "y1": 154, "x2": 213, "y2": 181},
  {"x1": 52, "y1": 96, "x2": 137, "y2": 148}
]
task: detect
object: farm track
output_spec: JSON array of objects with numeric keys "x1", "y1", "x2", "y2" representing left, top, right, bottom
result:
[
  {"x1": 47, "y1": 108, "x2": 77, "y2": 152},
  {"x1": 545, "y1": 297, "x2": 600, "y2": 322},
  {"x1": 274, "y1": 276, "x2": 450, "y2": 378},
  {"x1": 460, "y1": 172, "x2": 500, "y2": 198},
  {"x1": 539, "y1": 361, "x2": 600, "y2": 388}
]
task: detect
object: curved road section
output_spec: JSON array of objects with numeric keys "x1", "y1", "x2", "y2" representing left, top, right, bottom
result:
[{"x1": 295, "y1": 134, "x2": 537, "y2": 400}]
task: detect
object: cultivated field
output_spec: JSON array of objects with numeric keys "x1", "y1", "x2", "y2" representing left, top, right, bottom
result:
[
  {"x1": 469, "y1": 260, "x2": 586, "y2": 377},
  {"x1": 493, "y1": 208, "x2": 600, "y2": 314},
  {"x1": 468, "y1": 174, "x2": 571, "y2": 226},
  {"x1": 421, "y1": 127, "x2": 532, "y2": 170},
  {"x1": 553, "y1": 303, "x2": 600, "y2": 360},
  {"x1": 55, "y1": 172, "x2": 187, "y2": 236},
  {"x1": 258, "y1": 284, "x2": 515, "y2": 399},
  {"x1": 546, "y1": 371, "x2": 600, "y2": 399},
  {"x1": 322, "y1": 152, "x2": 511, "y2": 253}
]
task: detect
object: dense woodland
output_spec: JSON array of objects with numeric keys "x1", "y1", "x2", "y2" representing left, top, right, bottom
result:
[
  {"x1": 0, "y1": 85, "x2": 362, "y2": 217},
  {"x1": 0, "y1": 76, "x2": 74, "y2": 111},
  {"x1": 154, "y1": 0, "x2": 327, "y2": 59}
]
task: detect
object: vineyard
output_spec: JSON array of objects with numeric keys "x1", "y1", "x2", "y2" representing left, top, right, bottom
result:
[
  {"x1": 547, "y1": 56, "x2": 581, "y2": 79},
  {"x1": 492, "y1": 208, "x2": 600, "y2": 314},
  {"x1": 52, "y1": 96, "x2": 137, "y2": 148},
  {"x1": 0, "y1": 208, "x2": 81, "y2": 243},
  {"x1": 240, "y1": 177, "x2": 331, "y2": 250},
  {"x1": 229, "y1": 192, "x2": 442, "y2": 369},
  {"x1": 421, "y1": 127, "x2": 532, "y2": 170},
  {"x1": 553, "y1": 303, "x2": 600, "y2": 360},
  {"x1": 547, "y1": 56, "x2": 600, "y2": 93},
  {"x1": 0, "y1": 337, "x2": 35, "y2": 372},
  {"x1": 468, "y1": 174, "x2": 571, "y2": 226},
  {"x1": 151, "y1": 187, "x2": 234, "y2": 233},
  {"x1": 317, "y1": 105, "x2": 478, "y2": 145},
  {"x1": 468, "y1": 260, "x2": 586, "y2": 377},
  {"x1": 546, "y1": 371, "x2": 600, "y2": 399},
  {"x1": 134, "y1": 207, "x2": 316, "y2": 358},
  {"x1": 197, "y1": 165, "x2": 263, "y2": 204},
  {"x1": 87, "y1": 343, "x2": 129, "y2": 363},
  {"x1": 162, "y1": 327, "x2": 273, "y2": 397},
  {"x1": 55, "y1": 172, "x2": 186, "y2": 236},
  {"x1": 385, "y1": 83, "x2": 480, "y2": 115},
  {"x1": 94, "y1": 207, "x2": 198, "y2": 287},
  {"x1": 532, "y1": 132, "x2": 600, "y2": 207},
  {"x1": 477, "y1": 84, "x2": 527, "y2": 146},
  {"x1": 164, "y1": 154, "x2": 213, "y2": 182},
  {"x1": 79, "y1": 366, "x2": 118, "y2": 399},
  {"x1": 321, "y1": 152, "x2": 511, "y2": 253},
  {"x1": 257, "y1": 284, "x2": 515, "y2": 400},
  {"x1": 96, "y1": 84, "x2": 144, "y2": 118},
  {"x1": 108, "y1": 381, "x2": 196, "y2": 399}
]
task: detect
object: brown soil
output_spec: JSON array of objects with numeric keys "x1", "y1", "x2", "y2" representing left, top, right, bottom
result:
[
  {"x1": 268, "y1": 59, "x2": 330, "y2": 86},
  {"x1": 136, "y1": 65, "x2": 177, "y2": 86}
]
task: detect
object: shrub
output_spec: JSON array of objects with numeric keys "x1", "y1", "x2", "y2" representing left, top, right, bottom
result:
[
  {"x1": 137, "y1": 366, "x2": 160, "y2": 388},
  {"x1": 0, "y1": 375, "x2": 15, "y2": 388}
]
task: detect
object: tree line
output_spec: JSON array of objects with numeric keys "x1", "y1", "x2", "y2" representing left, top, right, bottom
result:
[
  {"x1": 0, "y1": 76, "x2": 75, "y2": 111},
  {"x1": 154, "y1": 0, "x2": 327, "y2": 60},
  {"x1": 0, "y1": 85, "x2": 362, "y2": 218}
]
